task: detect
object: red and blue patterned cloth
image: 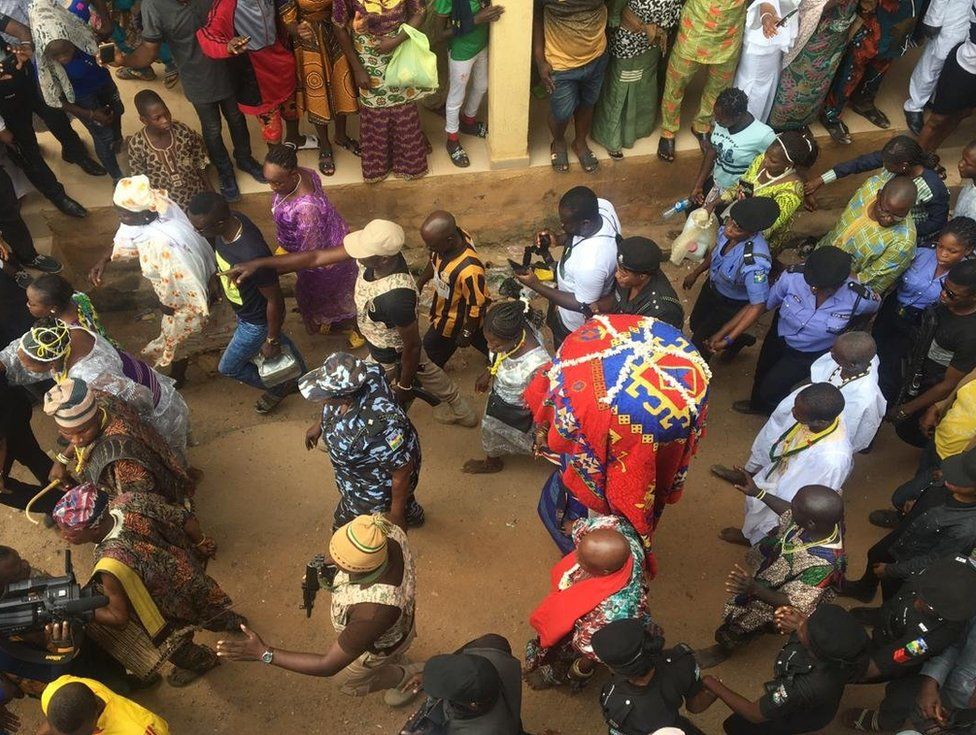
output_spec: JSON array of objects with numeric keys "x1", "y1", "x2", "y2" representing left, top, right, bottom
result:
[{"x1": 526, "y1": 315, "x2": 711, "y2": 576}]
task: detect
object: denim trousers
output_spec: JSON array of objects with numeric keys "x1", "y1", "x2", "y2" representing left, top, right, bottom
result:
[
  {"x1": 73, "y1": 82, "x2": 125, "y2": 180},
  {"x1": 191, "y1": 96, "x2": 253, "y2": 181},
  {"x1": 218, "y1": 318, "x2": 306, "y2": 397}
]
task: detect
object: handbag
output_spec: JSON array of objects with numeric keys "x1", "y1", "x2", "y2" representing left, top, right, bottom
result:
[
  {"x1": 385, "y1": 24, "x2": 439, "y2": 89},
  {"x1": 485, "y1": 393, "x2": 533, "y2": 433}
]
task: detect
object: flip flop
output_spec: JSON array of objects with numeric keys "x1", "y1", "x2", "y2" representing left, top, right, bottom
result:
[
  {"x1": 550, "y1": 144, "x2": 569, "y2": 173},
  {"x1": 842, "y1": 709, "x2": 883, "y2": 732},
  {"x1": 295, "y1": 134, "x2": 319, "y2": 151},
  {"x1": 606, "y1": 149, "x2": 624, "y2": 160},
  {"x1": 851, "y1": 105, "x2": 891, "y2": 129},
  {"x1": 317, "y1": 147, "x2": 335, "y2": 176},
  {"x1": 447, "y1": 139, "x2": 470, "y2": 168},
  {"x1": 335, "y1": 137, "x2": 361, "y2": 157},
  {"x1": 657, "y1": 137, "x2": 675, "y2": 163},
  {"x1": 115, "y1": 66, "x2": 156, "y2": 81},
  {"x1": 576, "y1": 147, "x2": 599, "y2": 173},
  {"x1": 255, "y1": 391, "x2": 284, "y2": 415},
  {"x1": 163, "y1": 69, "x2": 180, "y2": 89}
]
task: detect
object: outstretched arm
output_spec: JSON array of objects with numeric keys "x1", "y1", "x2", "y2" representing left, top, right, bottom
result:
[{"x1": 224, "y1": 247, "x2": 353, "y2": 283}]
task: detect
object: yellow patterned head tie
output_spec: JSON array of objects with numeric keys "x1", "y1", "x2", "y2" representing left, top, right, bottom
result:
[{"x1": 20, "y1": 318, "x2": 71, "y2": 362}]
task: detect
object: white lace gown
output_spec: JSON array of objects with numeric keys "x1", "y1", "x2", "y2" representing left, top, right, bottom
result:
[
  {"x1": 482, "y1": 341, "x2": 551, "y2": 457},
  {"x1": 0, "y1": 328, "x2": 190, "y2": 460}
]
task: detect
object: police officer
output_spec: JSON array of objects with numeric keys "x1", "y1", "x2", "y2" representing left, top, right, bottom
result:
[
  {"x1": 592, "y1": 619, "x2": 715, "y2": 735},
  {"x1": 713, "y1": 246, "x2": 880, "y2": 415},
  {"x1": 851, "y1": 556, "x2": 976, "y2": 685},
  {"x1": 703, "y1": 604, "x2": 868, "y2": 735},
  {"x1": 593, "y1": 236, "x2": 684, "y2": 329},
  {"x1": 684, "y1": 197, "x2": 780, "y2": 359}
]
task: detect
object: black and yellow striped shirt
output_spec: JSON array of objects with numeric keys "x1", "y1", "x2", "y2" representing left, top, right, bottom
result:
[{"x1": 429, "y1": 233, "x2": 488, "y2": 339}]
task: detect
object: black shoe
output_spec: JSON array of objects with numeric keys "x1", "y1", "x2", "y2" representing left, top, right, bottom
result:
[
  {"x1": 219, "y1": 176, "x2": 242, "y2": 203},
  {"x1": 26, "y1": 254, "x2": 63, "y2": 273},
  {"x1": 13, "y1": 270, "x2": 32, "y2": 288},
  {"x1": 868, "y1": 508, "x2": 902, "y2": 528},
  {"x1": 821, "y1": 116, "x2": 852, "y2": 144},
  {"x1": 731, "y1": 399, "x2": 767, "y2": 415},
  {"x1": 62, "y1": 154, "x2": 106, "y2": 177},
  {"x1": 838, "y1": 578, "x2": 877, "y2": 603},
  {"x1": 905, "y1": 110, "x2": 925, "y2": 135},
  {"x1": 236, "y1": 157, "x2": 266, "y2": 183},
  {"x1": 52, "y1": 195, "x2": 87, "y2": 218}
]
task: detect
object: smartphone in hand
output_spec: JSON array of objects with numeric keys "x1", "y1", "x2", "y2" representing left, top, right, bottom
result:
[{"x1": 97, "y1": 42, "x2": 116, "y2": 64}]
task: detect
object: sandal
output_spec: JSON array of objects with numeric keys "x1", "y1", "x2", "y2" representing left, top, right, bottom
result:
[
  {"x1": 335, "y1": 137, "x2": 361, "y2": 157},
  {"x1": 692, "y1": 128, "x2": 710, "y2": 152},
  {"x1": 851, "y1": 104, "x2": 891, "y2": 129},
  {"x1": 657, "y1": 136, "x2": 675, "y2": 163},
  {"x1": 294, "y1": 134, "x2": 319, "y2": 151},
  {"x1": 163, "y1": 69, "x2": 180, "y2": 89},
  {"x1": 575, "y1": 146, "x2": 599, "y2": 173},
  {"x1": 607, "y1": 149, "x2": 623, "y2": 160},
  {"x1": 842, "y1": 708, "x2": 883, "y2": 732},
  {"x1": 255, "y1": 391, "x2": 284, "y2": 415},
  {"x1": 115, "y1": 66, "x2": 156, "y2": 82},
  {"x1": 317, "y1": 147, "x2": 336, "y2": 176},
  {"x1": 447, "y1": 139, "x2": 470, "y2": 168},
  {"x1": 550, "y1": 143, "x2": 569, "y2": 172},
  {"x1": 821, "y1": 116, "x2": 852, "y2": 144},
  {"x1": 459, "y1": 119, "x2": 488, "y2": 138}
]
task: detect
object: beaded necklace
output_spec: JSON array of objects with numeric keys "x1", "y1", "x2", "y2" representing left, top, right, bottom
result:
[
  {"x1": 768, "y1": 418, "x2": 840, "y2": 472},
  {"x1": 488, "y1": 330, "x2": 526, "y2": 377},
  {"x1": 780, "y1": 523, "x2": 841, "y2": 556}
]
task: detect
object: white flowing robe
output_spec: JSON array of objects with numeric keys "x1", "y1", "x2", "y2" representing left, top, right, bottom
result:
[
  {"x1": 766, "y1": 355, "x2": 887, "y2": 453},
  {"x1": 733, "y1": 0, "x2": 800, "y2": 122},
  {"x1": 742, "y1": 415, "x2": 853, "y2": 544},
  {"x1": 0, "y1": 328, "x2": 190, "y2": 459}
]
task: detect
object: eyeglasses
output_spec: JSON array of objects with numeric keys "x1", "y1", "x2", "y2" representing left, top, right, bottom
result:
[
  {"x1": 942, "y1": 283, "x2": 960, "y2": 300},
  {"x1": 875, "y1": 198, "x2": 907, "y2": 223}
]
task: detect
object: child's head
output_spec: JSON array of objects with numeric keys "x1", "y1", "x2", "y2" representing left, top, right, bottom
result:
[
  {"x1": 713, "y1": 87, "x2": 749, "y2": 129},
  {"x1": 45, "y1": 39, "x2": 77, "y2": 66},
  {"x1": 791, "y1": 383, "x2": 844, "y2": 432},
  {"x1": 483, "y1": 300, "x2": 528, "y2": 353},
  {"x1": 135, "y1": 89, "x2": 171, "y2": 132}
]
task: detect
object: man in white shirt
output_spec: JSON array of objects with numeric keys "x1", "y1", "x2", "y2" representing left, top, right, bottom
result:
[
  {"x1": 765, "y1": 332, "x2": 886, "y2": 454},
  {"x1": 514, "y1": 186, "x2": 621, "y2": 346},
  {"x1": 918, "y1": 0, "x2": 976, "y2": 152},
  {"x1": 955, "y1": 140, "x2": 976, "y2": 220},
  {"x1": 711, "y1": 383, "x2": 854, "y2": 545}
]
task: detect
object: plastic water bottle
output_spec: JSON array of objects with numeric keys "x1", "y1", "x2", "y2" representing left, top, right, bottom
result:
[{"x1": 662, "y1": 198, "x2": 692, "y2": 220}]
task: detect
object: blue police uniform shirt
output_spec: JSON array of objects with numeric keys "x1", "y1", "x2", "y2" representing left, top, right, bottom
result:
[
  {"x1": 767, "y1": 271, "x2": 881, "y2": 352},
  {"x1": 709, "y1": 229, "x2": 772, "y2": 304},
  {"x1": 896, "y1": 248, "x2": 946, "y2": 310}
]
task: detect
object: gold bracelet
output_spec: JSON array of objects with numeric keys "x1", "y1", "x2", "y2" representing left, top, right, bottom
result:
[
  {"x1": 755, "y1": 488, "x2": 767, "y2": 501},
  {"x1": 55, "y1": 453, "x2": 70, "y2": 465}
]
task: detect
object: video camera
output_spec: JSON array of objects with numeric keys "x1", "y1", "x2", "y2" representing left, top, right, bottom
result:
[
  {"x1": 300, "y1": 554, "x2": 337, "y2": 618},
  {"x1": 499, "y1": 233, "x2": 557, "y2": 302},
  {"x1": 0, "y1": 550, "x2": 107, "y2": 637}
]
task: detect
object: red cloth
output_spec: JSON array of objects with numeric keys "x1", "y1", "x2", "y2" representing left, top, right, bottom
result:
[
  {"x1": 195, "y1": 0, "x2": 296, "y2": 115},
  {"x1": 524, "y1": 315, "x2": 710, "y2": 577},
  {"x1": 529, "y1": 550, "x2": 635, "y2": 648}
]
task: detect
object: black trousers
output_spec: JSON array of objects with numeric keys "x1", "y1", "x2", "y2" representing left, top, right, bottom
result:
[
  {"x1": 1, "y1": 386, "x2": 55, "y2": 514},
  {"x1": 0, "y1": 167, "x2": 36, "y2": 264},
  {"x1": 191, "y1": 95, "x2": 253, "y2": 182},
  {"x1": 546, "y1": 303, "x2": 573, "y2": 350},
  {"x1": 422, "y1": 326, "x2": 489, "y2": 369},
  {"x1": 878, "y1": 675, "x2": 925, "y2": 730},
  {"x1": 749, "y1": 319, "x2": 824, "y2": 414},
  {"x1": 689, "y1": 281, "x2": 748, "y2": 359},
  {"x1": 723, "y1": 713, "x2": 798, "y2": 735},
  {"x1": 872, "y1": 294, "x2": 924, "y2": 403},
  {"x1": 0, "y1": 67, "x2": 81, "y2": 201}
]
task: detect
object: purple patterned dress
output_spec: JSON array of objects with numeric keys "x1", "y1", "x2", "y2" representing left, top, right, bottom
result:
[{"x1": 271, "y1": 168, "x2": 358, "y2": 329}]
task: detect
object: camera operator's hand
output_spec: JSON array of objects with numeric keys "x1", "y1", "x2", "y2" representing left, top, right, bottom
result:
[
  {"x1": 217, "y1": 624, "x2": 267, "y2": 662},
  {"x1": 513, "y1": 269, "x2": 540, "y2": 289},
  {"x1": 44, "y1": 621, "x2": 74, "y2": 655}
]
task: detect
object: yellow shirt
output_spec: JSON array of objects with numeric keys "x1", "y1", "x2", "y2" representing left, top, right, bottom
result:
[
  {"x1": 542, "y1": 0, "x2": 608, "y2": 71},
  {"x1": 936, "y1": 379, "x2": 976, "y2": 459},
  {"x1": 41, "y1": 676, "x2": 170, "y2": 735}
]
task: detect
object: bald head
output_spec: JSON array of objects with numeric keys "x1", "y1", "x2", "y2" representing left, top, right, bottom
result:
[
  {"x1": 876, "y1": 176, "x2": 917, "y2": 226},
  {"x1": 791, "y1": 485, "x2": 844, "y2": 537},
  {"x1": 420, "y1": 211, "x2": 462, "y2": 255},
  {"x1": 577, "y1": 528, "x2": 632, "y2": 577},
  {"x1": 831, "y1": 331, "x2": 876, "y2": 375}
]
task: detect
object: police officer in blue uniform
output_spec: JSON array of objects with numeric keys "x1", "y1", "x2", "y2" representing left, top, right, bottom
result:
[
  {"x1": 702, "y1": 604, "x2": 868, "y2": 735},
  {"x1": 684, "y1": 197, "x2": 781, "y2": 359},
  {"x1": 710, "y1": 246, "x2": 881, "y2": 415}
]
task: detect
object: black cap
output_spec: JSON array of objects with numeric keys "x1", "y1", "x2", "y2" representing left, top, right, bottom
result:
[
  {"x1": 804, "y1": 246, "x2": 853, "y2": 289},
  {"x1": 942, "y1": 447, "x2": 976, "y2": 487},
  {"x1": 617, "y1": 236, "x2": 663, "y2": 274},
  {"x1": 728, "y1": 196, "x2": 780, "y2": 233},
  {"x1": 914, "y1": 556, "x2": 976, "y2": 622},
  {"x1": 806, "y1": 604, "x2": 868, "y2": 663},
  {"x1": 423, "y1": 653, "x2": 501, "y2": 704}
]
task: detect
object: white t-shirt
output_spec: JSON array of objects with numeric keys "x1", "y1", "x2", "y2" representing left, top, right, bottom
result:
[
  {"x1": 555, "y1": 198, "x2": 621, "y2": 332},
  {"x1": 956, "y1": 2, "x2": 976, "y2": 74},
  {"x1": 956, "y1": 180, "x2": 976, "y2": 220}
]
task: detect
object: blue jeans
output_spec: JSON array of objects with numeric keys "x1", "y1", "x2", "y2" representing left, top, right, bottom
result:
[
  {"x1": 218, "y1": 319, "x2": 306, "y2": 398},
  {"x1": 73, "y1": 82, "x2": 124, "y2": 180},
  {"x1": 549, "y1": 52, "x2": 609, "y2": 122}
]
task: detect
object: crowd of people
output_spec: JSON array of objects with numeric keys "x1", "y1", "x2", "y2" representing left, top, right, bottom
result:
[{"x1": 0, "y1": 0, "x2": 974, "y2": 732}]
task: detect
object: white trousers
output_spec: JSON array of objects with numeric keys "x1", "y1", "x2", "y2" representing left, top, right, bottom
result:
[
  {"x1": 905, "y1": 21, "x2": 971, "y2": 112},
  {"x1": 445, "y1": 47, "x2": 489, "y2": 134},
  {"x1": 733, "y1": 49, "x2": 783, "y2": 123}
]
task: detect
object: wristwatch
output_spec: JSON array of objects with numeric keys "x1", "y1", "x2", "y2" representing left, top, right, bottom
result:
[{"x1": 261, "y1": 648, "x2": 275, "y2": 664}]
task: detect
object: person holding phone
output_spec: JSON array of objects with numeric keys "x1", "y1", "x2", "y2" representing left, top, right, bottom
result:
[{"x1": 30, "y1": 1, "x2": 125, "y2": 181}]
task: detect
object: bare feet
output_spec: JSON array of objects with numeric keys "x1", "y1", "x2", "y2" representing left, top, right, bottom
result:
[
  {"x1": 462, "y1": 457, "x2": 504, "y2": 474},
  {"x1": 719, "y1": 527, "x2": 750, "y2": 546}
]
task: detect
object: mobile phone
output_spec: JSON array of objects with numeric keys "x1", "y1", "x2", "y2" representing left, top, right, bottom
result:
[
  {"x1": 507, "y1": 258, "x2": 530, "y2": 274},
  {"x1": 97, "y1": 42, "x2": 116, "y2": 64},
  {"x1": 776, "y1": 8, "x2": 799, "y2": 26}
]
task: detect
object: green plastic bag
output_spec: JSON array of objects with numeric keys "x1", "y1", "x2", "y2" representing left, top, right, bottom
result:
[{"x1": 385, "y1": 25, "x2": 439, "y2": 90}]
